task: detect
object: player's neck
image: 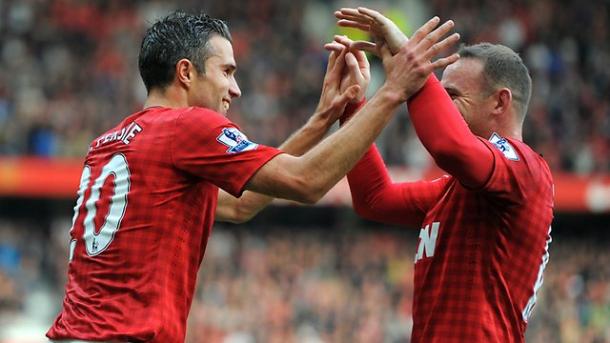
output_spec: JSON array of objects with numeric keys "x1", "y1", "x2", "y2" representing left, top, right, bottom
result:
[
  {"x1": 489, "y1": 126, "x2": 522, "y2": 141},
  {"x1": 143, "y1": 87, "x2": 188, "y2": 110}
]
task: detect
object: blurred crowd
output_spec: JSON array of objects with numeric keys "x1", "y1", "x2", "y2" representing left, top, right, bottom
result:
[
  {"x1": 0, "y1": 0, "x2": 609, "y2": 173},
  {"x1": 0, "y1": 216, "x2": 609, "y2": 343}
]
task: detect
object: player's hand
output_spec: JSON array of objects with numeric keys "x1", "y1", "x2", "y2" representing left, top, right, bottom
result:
[
  {"x1": 335, "y1": 7, "x2": 407, "y2": 56},
  {"x1": 340, "y1": 14, "x2": 459, "y2": 102},
  {"x1": 384, "y1": 17, "x2": 460, "y2": 101},
  {"x1": 334, "y1": 8, "x2": 460, "y2": 101},
  {"x1": 324, "y1": 35, "x2": 370, "y2": 104},
  {"x1": 324, "y1": 36, "x2": 370, "y2": 124},
  {"x1": 314, "y1": 48, "x2": 362, "y2": 123}
]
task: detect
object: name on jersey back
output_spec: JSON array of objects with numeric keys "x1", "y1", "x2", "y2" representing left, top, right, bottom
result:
[{"x1": 93, "y1": 122, "x2": 143, "y2": 150}]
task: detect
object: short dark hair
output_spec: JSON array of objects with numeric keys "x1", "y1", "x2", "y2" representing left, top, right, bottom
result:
[
  {"x1": 138, "y1": 11, "x2": 232, "y2": 93},
  {"x1": 458, "y1": 43, "x2": 532, "y2": 121}
]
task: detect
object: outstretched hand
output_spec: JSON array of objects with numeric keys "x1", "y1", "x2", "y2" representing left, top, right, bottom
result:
[
  {"x1": 324, "y1": 37, "x2": 370, "y2": 104},
  {"x1": 334, "y1": 8, "x2": 461, "y2": 101},
  {"x1": 314, "y1": 46, "x2": 369, "y2": 124},
  {"x1": 324, "y1": 35, "x2": 370, "y2": 123},
  {"x1": 335, "y1": 7, "x2": 407, "y2": 56}
]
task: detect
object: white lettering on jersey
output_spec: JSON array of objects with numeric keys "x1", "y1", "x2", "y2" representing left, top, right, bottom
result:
[
  {"x1": 95, "y1": 122, "x2": 143, "y2": 148},
  {"x1": 217, "y1": 127, "x2": 258, "y2": 154},
  {"x1": 415, "y1": 222, "x2": 440, "y2": 262},
  {"x1": 489, "y1": 132, "x2": 519, "y2": 161},
  {"x1": 522, "y1": 226, "x2": 552, "y2": 322}
]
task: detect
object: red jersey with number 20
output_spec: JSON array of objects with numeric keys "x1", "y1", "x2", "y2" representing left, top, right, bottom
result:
[{"x1": 47, "y1": 107, "x2": 281, "y2": 342}]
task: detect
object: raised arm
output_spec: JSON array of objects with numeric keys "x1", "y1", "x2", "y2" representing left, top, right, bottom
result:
[
  {"x1": 325, "y1": 35, "x2": 448, "y2": 227},
  {"x1": 244, "y1": 17, "x2": 460, "y2": 204},
  {"x1": 345, "y1": 145, "x2": 449, "y2": 228},
  {"x1": 336, "y1": 7, "x2": 493, "y2": 188},
  {"x1": 216, "y1": 48, "x2": 369, "y2": 223},
  {"x1": 407, "y1": 75, "x2": 493, "y2": 187}
]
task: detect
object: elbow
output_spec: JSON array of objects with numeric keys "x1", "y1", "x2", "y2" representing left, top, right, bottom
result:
[
  {"x1": 223, "y1": 207, "x2": 253, "y2": 225},
  {"x1": 352, "y1": 201, "x2": 377, "y2": 221},
  {"x1": 301, "y1": 191, "x2": 324, "y2": 205},
  {"x1": 426, "y1": 138, "x2": 463, "y2": 172},
  {"x1": 295, "y1": 186, "x2": 325, "y2": 205},
  {"x1": 228, "y1": 211, "x2": 255, "y2": 224},
  {"x1": 426, "y1": 138, "x2": 455, "y2": 161},
  {"x1": 224, "y1": 199, "x2": 261, "y2": 224},
  {"x1": 353, "y1": 202, "x2": 368, "y2": 219},
  {"x1": 290, "y1": 175, "x2": 326, "y2": 205},
  {"x1": 432, "y1": 149, "x2": 457, "y2": 172},
  {"x1": 425, "y1": 134, "x2": 480, "y2": 171}
]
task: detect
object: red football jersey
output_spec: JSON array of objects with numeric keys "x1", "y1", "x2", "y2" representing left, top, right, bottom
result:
[
  {"x1": 347, "y1": 75, "x2": 554, "y2": 342},
  {"x1": 47, "y1": 107, "x2": 281, "y2": 342},
  {"x1": 410, "y1": 136, "x2": 554, "y2": 342}
]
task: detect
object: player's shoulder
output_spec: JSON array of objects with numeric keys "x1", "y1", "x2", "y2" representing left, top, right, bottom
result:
[
  {"x1": 176, "y1": 106, "x2": 233, "y2": 126},
  {"x1": 487, "y1": 133, "x2": 552, "y2": 182},
  {"x1": 86, "y1": 108, "x2": 151, "y2": 150},
  {"x1": 486, "y1": 133, "x2": 544, "y2": 164}
]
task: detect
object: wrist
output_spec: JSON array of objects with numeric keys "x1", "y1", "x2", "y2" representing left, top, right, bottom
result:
[
  {"x1": 340, "y1": 97, "x2": 366, "y2": 126},
  {"x1": 309, "y1": 110, "x2": 335, "y2": 130},
  {"x1": 407, "y1": 75, "x2": 438, "y2": 105},
  {"x1": 378, "y1": 84, "x2": 407, "y2": 105},
  {"x1": 345, "y1": 97, "x2": 366, "y2": 113}
]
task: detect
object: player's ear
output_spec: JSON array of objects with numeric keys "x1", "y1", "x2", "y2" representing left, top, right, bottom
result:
[
  {"x1": 176, "y1": 58, "x2": 195, "y2": 89},
  {"x1": 492, "y1": 88, "x2": 512, "y2": 116}
]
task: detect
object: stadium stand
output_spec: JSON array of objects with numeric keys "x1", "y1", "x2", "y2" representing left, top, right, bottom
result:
[{"x1": 0, "y1": 0, "x2": 609, "y2": 342}]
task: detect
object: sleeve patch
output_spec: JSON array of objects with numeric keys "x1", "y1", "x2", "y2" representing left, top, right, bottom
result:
[
  {"x1": 217, "y1": 127, "x2": 259, "y2": 154},
  {"x1": 489, "y1": 132, "x2": 519, "y2": 161}
]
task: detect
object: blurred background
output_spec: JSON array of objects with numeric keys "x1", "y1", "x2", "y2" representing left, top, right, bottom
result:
[{"x1": 0, "y1": 0, "x2": 609, "y2": 342}]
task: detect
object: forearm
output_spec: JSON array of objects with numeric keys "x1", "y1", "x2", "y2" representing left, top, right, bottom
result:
[
  {"x1": 294, "y1": 87, "x2": 401, "y2": 201},
  {"x1": 278, "y1": 109, "x2": 336, "y2": 155},
  {"x1": 216, "y1": 109, "x2": 339, "y2": 223},
  {"x1": 408, "y1": 76, "x2": 494, "y2": 187},
  {"x1": 347, "y1": 145, "x2": 430, "y2": 227}
]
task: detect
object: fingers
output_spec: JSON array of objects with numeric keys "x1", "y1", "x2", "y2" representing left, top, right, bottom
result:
[
  {"x1": 410, "y1": 16, "x2": 441, "y2": 45},
  {"x1": 328, "y1": 35, "x2": 371, "y2": 82},
  {"x1": 327, "y1": 36, "x2": 372, "y2": 53},
  {"x1": 379, "y1": 43, "x2": 393, "y2": 62},
  {"x1": 332, "y1": 35, "x2": 374, "y2": 55},
  {"x1": 418, "y1": 20, "x2": 455, "y2": 52},
  {"x1": 430, "y1": 53, "x2": 460, "y2": 70},
  {"x1": 324, "y1": 51, "x2": 337, "y2": 75},
  {"x1": 333, "y1": 34, "x2": 354, "y2": 46},
  {"x1": 329, "y1": 47, "x2": 348, "y2": 80},
  {"x1": 424, "y1": 32, "x2": 460, "y2": 61},
  {"x1": 329, "y1": 84, "x2": 360, "y2": 115},
  {"x1": 335, "y1": 8, "x2": 375, "y2": 33},
  {"x1": 337, "y1": 19, "x2": 371, "y2": 32},
  {"x1": 353, "y1": 49, "x2": 370, "y2": 72},
  {"x1": 345, "y1": 52, "x2": 358, "y2": 66},
  {"x1": 344, "y1": 52, "x2": 363, "y2": 84},
  {"x1": 345, "y1": 7, "x2": 408, "y2": 55},
  {"x1": 351, "y1": 40, "x2": 377, "y2": 54},
  {"x1": 324, "y1": 42, "x2": 346, "y2": 52},
  {"x1": 350, "y1": 41, "x2": 377, "y2": 55},
  {"x1": 339, "y1": 84, "x2": 361, "y2": 104},
  {"x1": 335, "y1": 8, "x2": 369, "y2": 23},
  {"x1": 356, "y1": 7, "x2": 387, "y2": 27}
]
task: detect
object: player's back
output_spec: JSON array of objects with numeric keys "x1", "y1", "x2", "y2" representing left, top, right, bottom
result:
[{"x1": 47, "y1": 107, "x2": 217, "y2": 342}]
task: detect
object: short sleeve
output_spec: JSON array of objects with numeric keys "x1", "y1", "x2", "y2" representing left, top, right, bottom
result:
[{"x1": 171, "y1": 107, "x2": 282, "y2": 197}]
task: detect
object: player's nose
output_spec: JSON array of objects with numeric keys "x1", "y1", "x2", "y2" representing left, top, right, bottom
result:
[{"x1": 229, "y1": 78, "x2": 241, "y2": 98}]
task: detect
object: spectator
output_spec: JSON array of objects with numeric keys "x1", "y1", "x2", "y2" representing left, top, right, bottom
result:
[{"x1": 0, "y1": 0, "x2": 607, "y2": 172}]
